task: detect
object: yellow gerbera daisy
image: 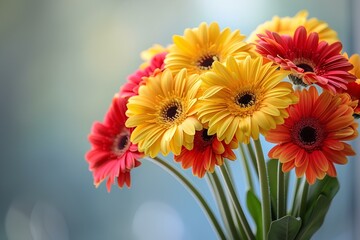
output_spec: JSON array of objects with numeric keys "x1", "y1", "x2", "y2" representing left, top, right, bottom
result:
[
  {"x1": 125, "y1": 69, "x2": 202, "y2": 157},
  {"x1": 139, "y1": 44, "x2": 168, "y2": 69},
  {"x1": 197, "y1": 56, "x2": 298, "y2": 144},
  {"x1": 164, "y1": 22, "x2": 255, "y2": 76},
  {"x1": 247, "y1": 10, "x2": 338, "y2": 44}
]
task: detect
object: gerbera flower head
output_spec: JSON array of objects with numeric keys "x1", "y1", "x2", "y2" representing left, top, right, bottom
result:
[
  {"x1": 120, "y1": 51, "x2": 167, "y2": 98},
  {"x1": 197, "y1": 56, "x2": 298, "y2": 144},
  {"x1": 164, "y1": 22, "x2": 255, "y2": 76},
  {"x1": 139, "y1": 44, "x2": 168, "y2": 69},
  {"x1": 85, "y1": 95, "x2": 143, "y2": 192},
  {"x1": 344, "y1": 53, "x2": 360, "y2": 117},
  {"x1": 125, "y1": 68, "x2": 202, "y2": 157},
  {"x1": 256, "y1": 26, "x2": 356, "y2": 94},
  {"x1": 248, "y1": 10, "x2": 338, "y2": 43},
  {"x1": 174, "y1": 128, "x2": 238, "y2": 178},
  {"x1": 266, "y1": 86, "x2": 358, "y2": 184}
]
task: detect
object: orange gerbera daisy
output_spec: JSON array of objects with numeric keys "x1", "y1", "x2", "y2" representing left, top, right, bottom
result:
[
  {"x1": 256, "y1": 26, "x2": 356, "y2": 94},
  {"x1": 344, "y1": 53, "x2": 360, "y2": 117},
  {"x1": 266, "y1": 87, "x2": 358, "y2": 184},
  {"x1": 174, "y1": 128, "x2": 238, "y2": 178}
]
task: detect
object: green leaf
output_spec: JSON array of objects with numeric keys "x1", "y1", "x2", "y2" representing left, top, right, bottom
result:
[
  {"x1": 268, "y1": 215, "x2": 302, "y2": 240},
  {"x1": 307, "y1": 176, "x2": 339, "y2": 206},
  {"x1": 293, "y1": 176, "x2": 339, "y2": 239},
  {"x1": 266, "y1": 159, "x2": 278, "y2": 219},
  {"x1": 294, "y1": 194, "x2": 331, "y2": 240},
  {"x1": 246, "y1": 190, "x2": 263, "y2": 240}
]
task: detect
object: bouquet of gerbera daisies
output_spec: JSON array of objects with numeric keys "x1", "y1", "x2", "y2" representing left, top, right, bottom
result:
[{"x1": 85, "y1": 10, "x2": 359, "y2": 240}]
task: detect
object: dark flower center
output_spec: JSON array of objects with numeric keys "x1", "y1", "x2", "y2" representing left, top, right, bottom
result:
[
  {"x1": 297, "y1": 63, "x2": 314, "y2": 73},
  {"x1": 291, "y1": 118, "x2": 325, "y2": 151},
  {"x1": 235, "y1": 91, "x2": 256, "y2": 108},
  {"x1": 113, "y1": 131, "x2": 130, "y2": 155},
  {"x1": 118, "y1": 135, "x2": 129, "y2": 150},
  {"x1": 289, "y1": 74, "x2": 307, "y2": 86},
  {"x1": 289, "y1": 62, "x2": 315, "y2": 86},
  {"x1": 194, "y1": 129, "x2": 215, "y2": 150},
  {"x1": 299, "y1": 126, "x2": 317, "y2": 145},
  {"x1": 166, "y1": 106, "x2": 178, "y2": 119},
  {"x1": 162, "y1": 101, "x2": 182, "y2": 122},
  {"x1": 198, "y1": 55, "x2": 219, "y2": 70},
  {"x1": 201, "y1": 129, "x2": 214, "y2": 142}
]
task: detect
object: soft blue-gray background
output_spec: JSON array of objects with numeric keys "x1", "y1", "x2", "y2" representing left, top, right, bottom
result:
[{"x1": 1, "y1": 0, "x2": 359, "y2": 239}]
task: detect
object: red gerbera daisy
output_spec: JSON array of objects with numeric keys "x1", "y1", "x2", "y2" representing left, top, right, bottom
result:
[
  {"x1": 256, "y1": 26, "x2": 356, "y2": 94},
  {"x1": 174, "y1": 128, "x2": 238, "y2": 178},
  {"x1": 85, "y1": 95, "x2": 143, "y2": 191},
  {"x1": 266, "y1": 87, "x2": 358, "y2": 184},
  {"x1": 120, "y1": 51, "x2": 167, "y2": 98}
]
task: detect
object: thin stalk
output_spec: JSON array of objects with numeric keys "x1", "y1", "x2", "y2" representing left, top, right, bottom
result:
[
  {"x1": 246, "y1": 142, "x2": 259, "y2": 177},
  {"x1": 219, "y1": 165, "x2": 255, "y2": 240},
  {"x1": 207, "y1": 172, "x2": 242, "y2": 240},
  {"x1": 277, "y1": 162, "x2": 285, "y2": 219},
  {"x1": 239, "y1": 143, "x2": 255, "y2": 192},
  {"x1": 148, "y1": 157, "x2": 227, "y2": 240},
  {"x1": 284, "y1": 172, "x2": 290, "y2": 213},
  {"x1": 291, "y1": 177, "x2": 302, "y2": 216},
  {"x1": 299, "y1": 179, "x2": 309, "y2": 219},
  {"x1": 253, "y1": 139, "x2": 271, "y2": 240}
]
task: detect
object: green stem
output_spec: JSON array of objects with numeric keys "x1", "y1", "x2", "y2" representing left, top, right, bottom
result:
[
  {"x1": 291, "y1": 177, "x2": 302, "y2": 216},
  {"x1": 239, "y1": 144, "x2": 255, "y2": 192},
  {"x1": 284, "y1": 172, "x2": 290, "y2": 214},
  {"x1": 299, "y1": 179, "x2": 309, "y2": 219},
  {"x1": 149, "y1": 157, "x2": 227, "y2": 240},
  {"x1": 277, "y1": 162, "x2": 285, "y2": 219},
  {"x1": 219, "y1": 165, "x2": 255, "y2": 240},
  {"x1": 253, "y1": 139, "x2": 271, "y2": 240},
  {"x1": 247, "y1": 142, "x2": 259, "y2": 177},
  {"x1": 207, "y1": 172, "x2": 242, "y2": 240}
]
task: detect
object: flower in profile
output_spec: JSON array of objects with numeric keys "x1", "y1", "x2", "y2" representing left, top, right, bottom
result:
[
  {"x1": 266, "y1": 87, "x2": 358, "y2": 184},
  {"x1": 164, "y1": 22, "x2": 255, "y2": 76},
  {"x1": 197, "y1": 56, "x2": 297, "y2": 144},
  {"x1": 248, "y1": 10, "x2": 338, "y2": 43},
  {"x1": 174, "y1": 128, "x2": 238, "y2": 178},
  {"x1": 85, "y1": 95, "x2": 143, "y2": 192},
  {"x1": 256, "y1": 26, "x2": 356, "y2": 94},
  {"x1": 126, "y1": 68, "x2": 202, "y2": 157},
  {"x1": 344, "y1": 53, "x2": 360, "y2": 117},
  {"x1": 120, "y1": 51, "x2": 167, "y2": 98}
]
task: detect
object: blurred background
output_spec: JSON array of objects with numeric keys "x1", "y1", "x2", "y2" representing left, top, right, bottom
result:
[{"x1": 0, "y1": 0, "x2": 359, "y2": 239}]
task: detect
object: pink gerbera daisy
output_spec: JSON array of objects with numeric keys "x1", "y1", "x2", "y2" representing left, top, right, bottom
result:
[
  {"x1": 120, "y1": 51, "x2": 167, "y2": 98},
  {"x1": 256, "y1": 26, "x2": 355, "y2": 94},
  {"x1": 85, "y1": 94, "x2": 143, "y2": 192},
  {"x1": 174, "y1": 128, "x2": 238, "y2": 178}
]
